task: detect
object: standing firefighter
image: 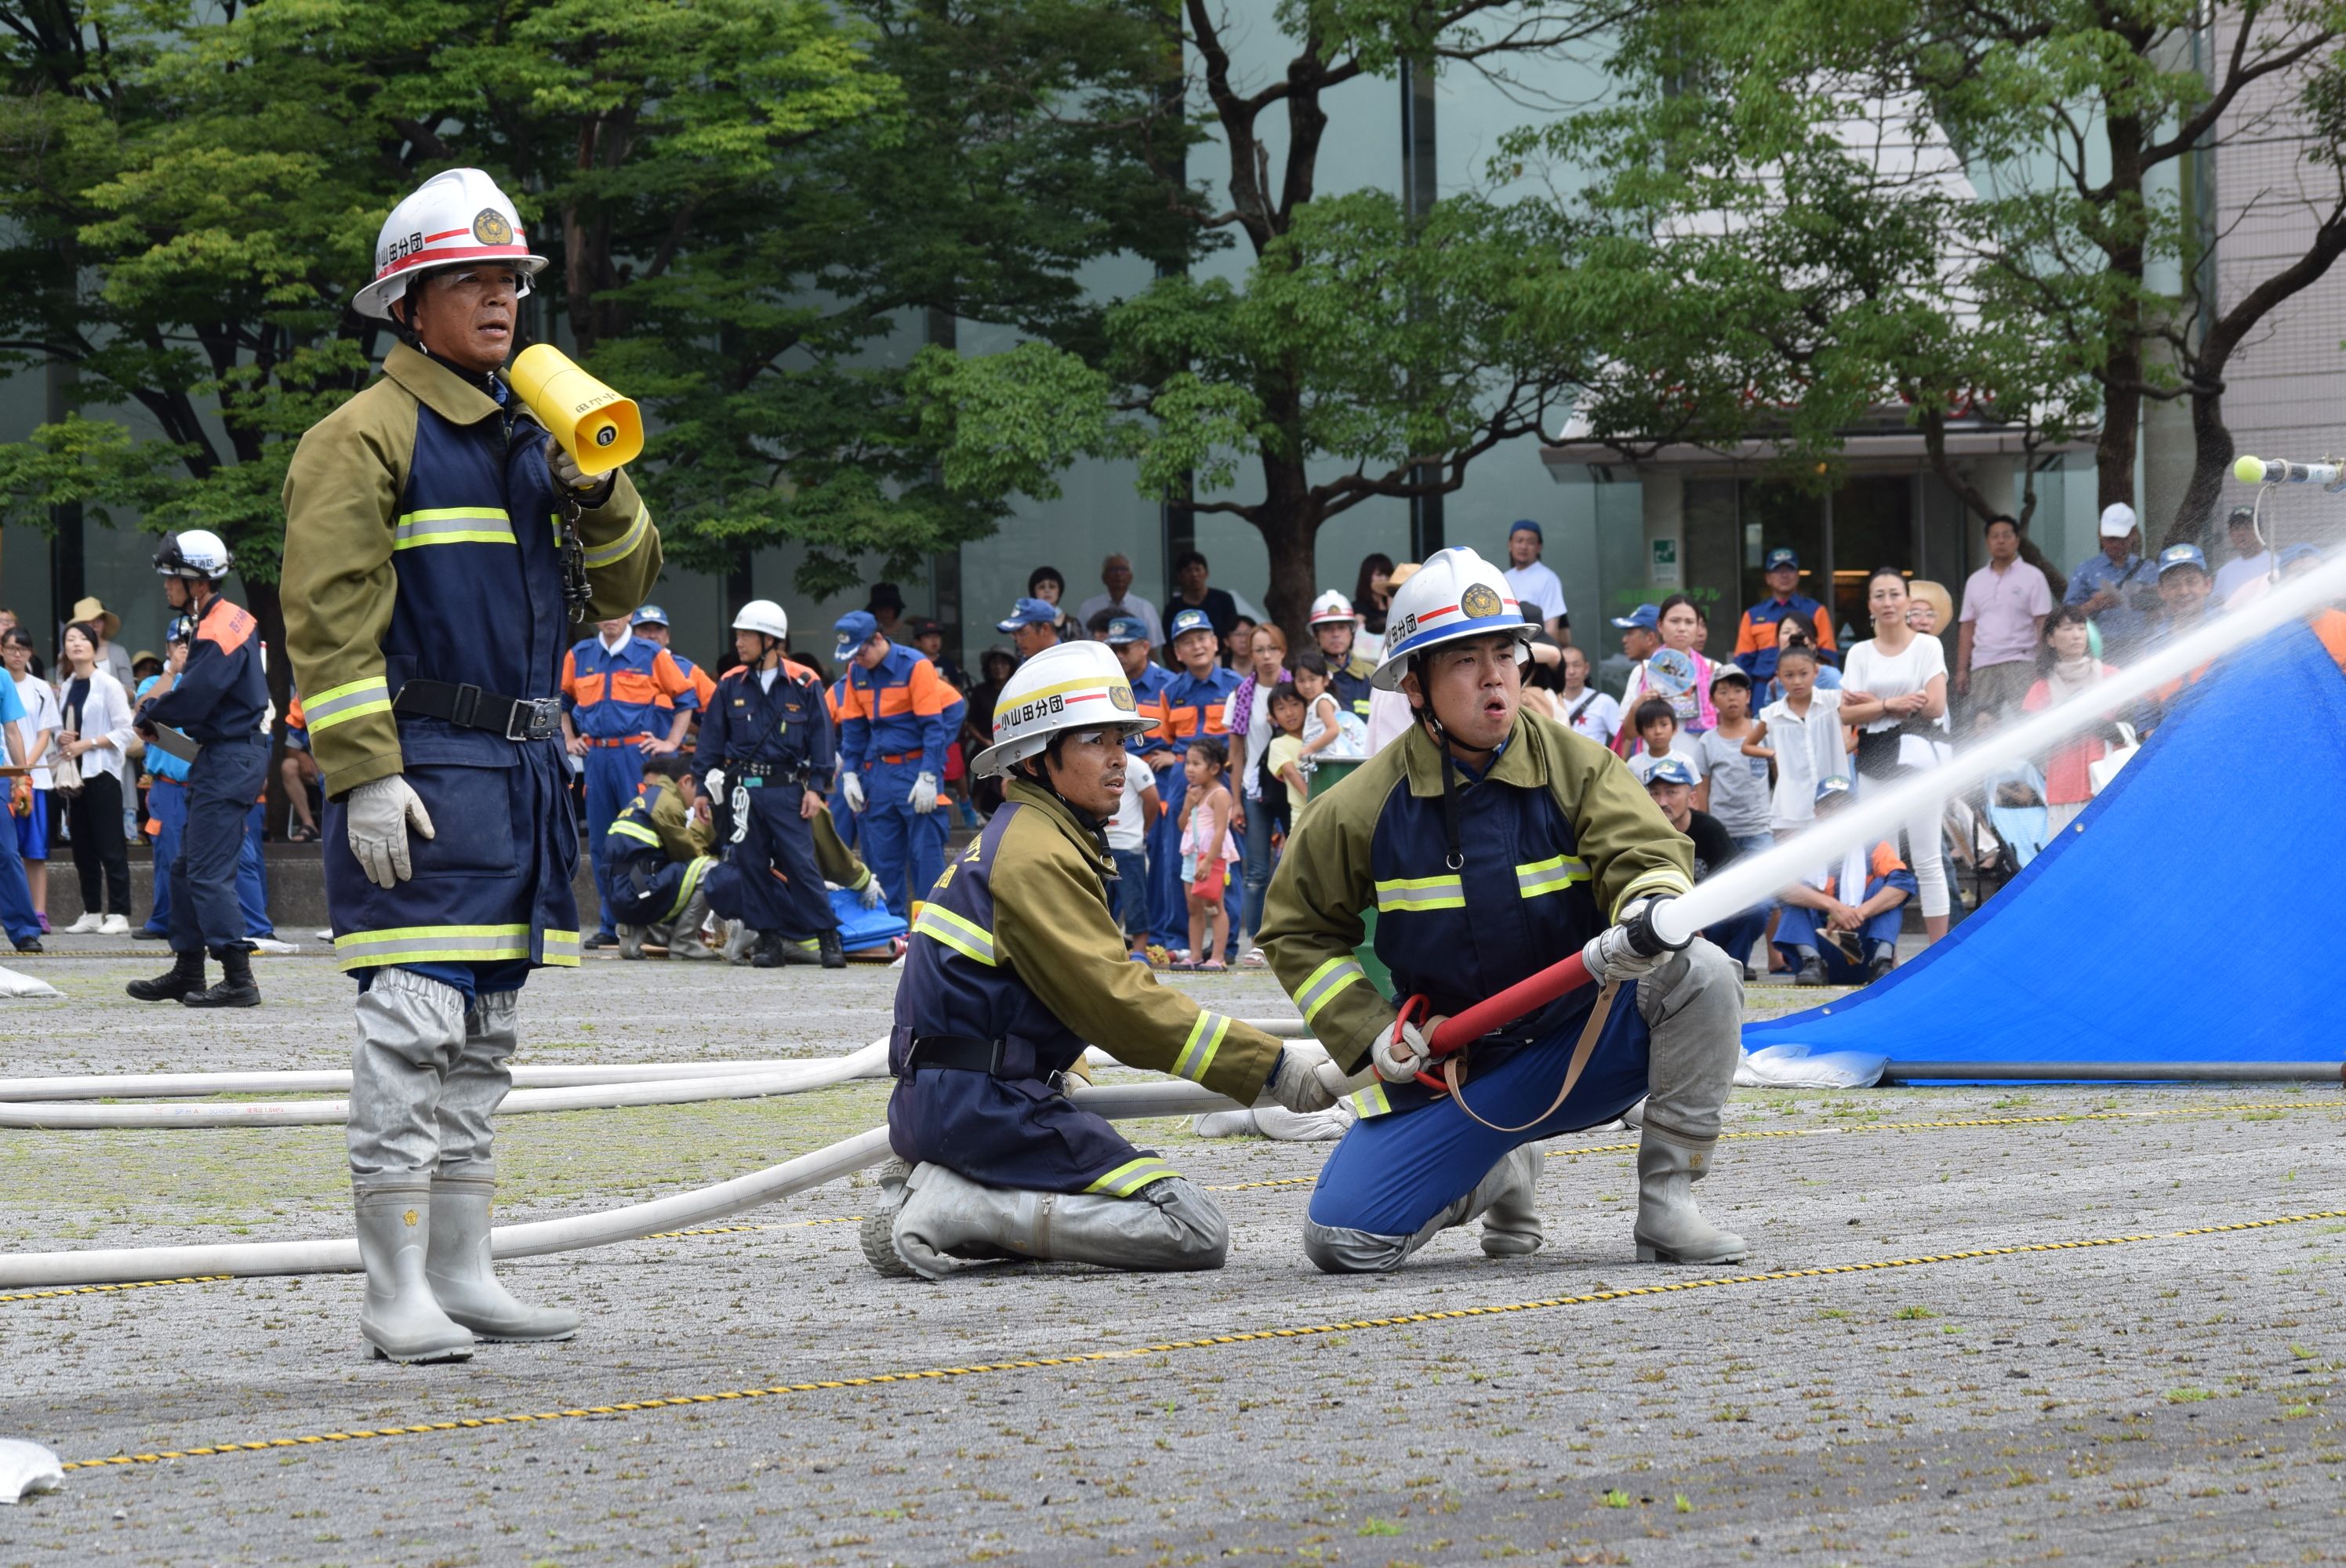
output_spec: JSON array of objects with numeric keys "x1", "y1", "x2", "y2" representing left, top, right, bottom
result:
[
  {"x1": 602, "y1": 758, "x2": 719, "y2": 960},
  {"x1": 125, "y1": 530, "x2": 271, "y2": 1008},
  {"x1": 1260, "y1": 547, "x2": 1748, "y2": 1272},
  {"x1": 281, "y1": 168, "x2": 662, "y2": 1363},
  {"x1": 834, "y1": 610, "x2": 963, "y2": 916},
  {"x1": 862, "y1": 641, "x2": 1343, "y2": 1279},
  {"x1": 695, "y1": 600, "x2": 844, "y2": 969}
]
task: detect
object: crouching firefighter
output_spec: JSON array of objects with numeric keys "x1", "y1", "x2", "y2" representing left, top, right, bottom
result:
[
  {"x1": 1259, "y1": 546, "x2": 1748, "y2": 1273},
  {"x1": 862, "y1": 640, "x2": 1343, "y2": 1279},
  {"x1": 694, "y1": 599, "x2": 845, "y2": 969},
  {"x1": 282, "y1": 167, "x2": 663, "y2": 1362},
  {"x1": 604, "y1": 757, "x2": 719, "y2": 960}
]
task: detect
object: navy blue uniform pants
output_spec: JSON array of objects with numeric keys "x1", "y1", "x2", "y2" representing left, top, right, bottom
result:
[
  {"x1": 582, "y1": 745, "x2": 648, "y2": 938},
  {"x1": 703, "y1": 780, "x2": 835, "y2": 940},
  {"x1": 611, "y1": 853, "x2": 704, "y2": 927},
  {"x1": 887, "y1": 1065, "x2": 1171, "y2": 1196},
  {"x1": 169, "y1": 735, "x2": 267, "y2": 954},
  {"x1": 145, "y1": 781, "x2": 272, "y2": 938}
]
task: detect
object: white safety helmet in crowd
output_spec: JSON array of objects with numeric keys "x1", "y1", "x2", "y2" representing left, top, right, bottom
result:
[
  {"x1": 732, "y1": 600, "x2": 790, "y2": 641},
  {"x1": 354, "y1": 168, "x2": 548, "y2": 321},
  {"x1": 152, "y1": 529, "x2": 232, "y2": 582},
  {"x1": 970, "y1": 640, "x2": 1152, "y2": 779},
  {"x1": 1308, "y1": 589, "x2": 1356, "y2": 627},
  {"x1": 1370, "y1": 546, "x2": 1531, "y2": 691}
]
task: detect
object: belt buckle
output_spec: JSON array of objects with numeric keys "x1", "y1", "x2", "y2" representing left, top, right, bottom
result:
[{"x1": 510, "y1": 698, "x2": 559, "y2": 742}]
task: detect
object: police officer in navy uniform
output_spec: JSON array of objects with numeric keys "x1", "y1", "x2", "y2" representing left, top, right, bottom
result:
[
  {"x1": 694, "y1": 600, "x2": 845, "y2": 969},
  {"x1": 127, "y1": 530, "x2": 271, "y2": 1009}
]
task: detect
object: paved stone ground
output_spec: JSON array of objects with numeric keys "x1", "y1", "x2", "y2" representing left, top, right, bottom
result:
[{"x1": 0, "y1": 949, "x2": 2341, "y2": 1566}]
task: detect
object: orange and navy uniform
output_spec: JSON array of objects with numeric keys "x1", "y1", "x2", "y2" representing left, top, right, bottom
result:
[
  {"x1": 670, "y1": 650, "x2": 719, "y2": 711},
  {"x1": 1733, "y1": 593, "x2": 1836, "y2": 681},
  {"x1": 561, "y1": 635, "x2": 700, "y2": 742},
  {"x1": 1821, "y1": 840, "x2": 1914, "y2": 902},
  {"x1": 1147, "y1": 665, "x2": 1242, "y2": 755},
  {"x1": 143, "y1": 593, "x2": 267, "y2": 744},
  {"x1": 839, "y1": 644, "x2": 964, "y2": 774}
]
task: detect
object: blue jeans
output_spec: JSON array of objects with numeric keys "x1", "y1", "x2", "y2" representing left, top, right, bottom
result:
[
  {"x1": 1240, "y1": 792, "x2": 1280, "y2": 939},
  {"x1": 1110, "y1": 848, "x2": 1148, "y2": 942}
]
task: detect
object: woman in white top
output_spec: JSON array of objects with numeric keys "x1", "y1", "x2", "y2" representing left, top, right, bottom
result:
[
  {"x1": 1556, "y1": 644, "x2": 1622, "y2": 746},
  {"x1": 4, "y1": 628, "x2": 60, "y2": 924},
  {"x1": 1838, "y1": 567, "x2": 1952, "y2": 944},
  {"x1": 54, "y1": 619, "x2": 138, "y2": 932}
]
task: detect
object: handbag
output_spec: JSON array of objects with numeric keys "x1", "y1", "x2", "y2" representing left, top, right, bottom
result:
[
  {"x1": 2086, "y1": 722, "x2": 2141, "y2": 795},
  {"x1": 47, "y1": 737, "x2": 81, "y2": 797}
]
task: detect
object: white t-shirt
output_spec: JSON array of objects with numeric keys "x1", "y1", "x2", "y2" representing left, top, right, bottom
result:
[
  {"x1": 1757, "y1": 688, "x2": 1849, "y2": 830},
  {"x1": 1841, "y1": 634, "x2": 1949, "y2": 765},
  {"x1": 13, "y1": 674, "x2": 61, "y2": 789},
  {"x1": 2213, "y1": 550, "x2": 2275, "y2": 607},
  {"x1": 1627, "y1": 737, "x2": 1706, "y2": 783},
  {"x1": 1560, "y1": 688, "x2": 1621, "y2": 747},
  {"x1": 1502, "y1": 560, "x2": 1567, "y2": 623},
  {"x1": 1107, "y1": 760, "x2": 1154, "y2": 851}
]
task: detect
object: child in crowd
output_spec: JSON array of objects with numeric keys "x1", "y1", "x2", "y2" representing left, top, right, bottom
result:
[
  {"x1": 1774, "y1": 775, "x2": 1915, "y2": 985},
  {"x1": 1625, "y1": 698, "x2": 1707, "y2": 795},
  {"x1": 1695, "y1": 669, "x2": 1772, "y2": 853},
  {"x1": 1745, "y1": 644, "x2": 1848, "y2": 837},
  {"x1": 1176, "y1": 738, "x2": 1238, "y2": 971},
  {"x1": 1752, "y1": 620, "x2": 1843, "y2": 706},
  {"x1": 1107, "y1": 746, "x2": 1160, "y2": 960},
  {"x1": 1263, "y1": 683, "x2": 1313, "y2": 829},
  {"x1": 1290, "y1": 649, "x2": 1367, "y2": 762},
  {"x1": 2021, "y1": 606, "x2": 2126, "y2": 836},
  {"x1": 1556, "y1": 644, "x2": 1621, "y2": 746}
]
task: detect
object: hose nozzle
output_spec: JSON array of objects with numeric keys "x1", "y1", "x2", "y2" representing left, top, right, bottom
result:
[{"x1": 1626, "y1": 895, "x2": 1691, "y2": 957}]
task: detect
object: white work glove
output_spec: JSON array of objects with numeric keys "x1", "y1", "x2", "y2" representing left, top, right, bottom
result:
[
  {"x1": 345, "y1": 775, "x2": 435, "y2": 890},
  {"x1": 1266, "y1": 1042, "x2": 1341, "y2": 1114},
  {"x1": 910, "y1": 771, "x2": 939, "y2": 814},
  {"x1": 543, "y1": 434, "x2": 607, "y2": 495},
  {"x1": 856, "y1": 874, "x2": 884, "y2": 909},
  {"x1": 705, "y1": 767, "x2": 725, "y2": 804},
  {"x1": 1581, "y1": 896, "x2": 1671, "y2": 985},
  {"x1": 1372, "y1": 1016, "x2": 1436, "y2": 1083},
  {"x1": 841, "y1": 771, "x2": 866, "y2": 813}
]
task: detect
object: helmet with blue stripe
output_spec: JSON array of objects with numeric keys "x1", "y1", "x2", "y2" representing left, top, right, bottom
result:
[{"x1": 1370, "y1": 546, "x2": 1533, "y2": 691}]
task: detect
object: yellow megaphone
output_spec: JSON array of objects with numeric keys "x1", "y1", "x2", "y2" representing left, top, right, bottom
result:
[{"x1": 510, "y1": 343, "x2": 643, "y2": 477}]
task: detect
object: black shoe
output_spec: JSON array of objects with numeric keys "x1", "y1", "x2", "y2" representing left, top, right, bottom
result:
[
  {"x1": 1865, "y1": 954, "x2": 1896, "y2": 982},
  {"x1": 132, "y1": 927, "x2": 168, "y2": 942},
  {"x1": 183, "y1": 945, "x2": 260, "y2": 1008},
  {"x1": 128, "y1": 950, "x2": 208, "y2": 1003},
  {"x1": 750, "y1": 931, "x2": 785, "y2": 969},
  {"x1": 818, "y1": 930, "x2": 847, "y2": 970},
  {"x1": 1793, "y1": 956, "x2": 1828, "y2": 988},
  {"x1": 583, "y1": 931, "x2": 616, "y2": 951},
  {"x1": 12, "y1": 938, "x2": 41, "y2": 954}
]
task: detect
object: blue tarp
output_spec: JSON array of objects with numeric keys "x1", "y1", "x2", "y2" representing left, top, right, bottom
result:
[{"x1": 1742, "y1": 622, "x2": 2346, "y2": 1066}]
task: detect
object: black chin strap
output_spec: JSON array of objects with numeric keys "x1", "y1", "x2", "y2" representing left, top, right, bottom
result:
[{"x1": 1412, "y1": 659, "x2": 1466, "y2": 873}]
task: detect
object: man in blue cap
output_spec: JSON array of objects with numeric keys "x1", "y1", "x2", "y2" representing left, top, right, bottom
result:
[
  {"x1": 837, "y1": 608, "x2": 965, "y2": 915},
  {"x1": 632, "y1": 604, "x2": 717, "y2": 710},
  {"x1": 997, "y1": 597, "x2": 1060, "y2": 664},
  {"x1": 1146, "y1": 605, "x2": 1244, "y2": 960},
  {"x1": 1502, "y1": 520, "x2": 1568, "y2": 641},
  {"x1": 1732, "y1": 548, "x2": 1835, "y2": 683}
]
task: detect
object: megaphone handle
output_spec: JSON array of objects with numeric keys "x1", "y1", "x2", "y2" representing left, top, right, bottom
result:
[{"x1": 557, "y1": 496, "x2": 591, "y2": 617}]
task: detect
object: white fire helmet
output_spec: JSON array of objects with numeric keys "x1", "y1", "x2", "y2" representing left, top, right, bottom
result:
[
  {"x1": 152, "y1": 529, "x2": 232, "y2": 582},
  {"x1": 1308, "y1": 590, "x2": 1356, "y2": 626},
  {"x1": 969, "y1": 641, "x2": 1153, "y2": 779},
  {"x1": 354, "y1": 169, "x2": 548, "y2": 321},
  {"x1": 732, "y1": 600, "x2": 790, "y2": 641},
  {"x1": 1370, "y1": 546, "x2": 1532, "y2": 691}
]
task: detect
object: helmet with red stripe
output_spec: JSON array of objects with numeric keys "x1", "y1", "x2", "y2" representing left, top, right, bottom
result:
[
  {"x1": 354, "y1": 169, "x2": 548, "y2": 321},
  {"x1": 1370, "y1": 546, "x2": 1532, "y2": 691},
  {"x1": 969, "y1": 640, "x2": 1151, "y2": 779}
]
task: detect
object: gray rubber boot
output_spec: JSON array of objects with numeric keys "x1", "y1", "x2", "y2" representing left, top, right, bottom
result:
[
  {"x1": 859, "y1": 1158, "x2": 918, "y2": 1279},
  {"x1": 425, "y1": 1174, "x2": 580, "y2": 1342},
  {"x1": 667, "y1": 886, "x2": 719, "y2": 960},
  {"x1": 1477, "y1": 1145, "x2": 1545, "y2": 1258},
  {"x1": 1632, "y1": 1124, "x2": 1749, "y2": 1264},
  {"x1": 354, "y1": 1184, "x2": 474, "y2": 1363},
  {"x1": 721, "y1": 920, "x2": 756, "y2": 964},
  {"x1": 892, "y1": 1164, "x2": 1228, "y2": 1279},
  {"x1": 616, "y1": 924, "x2": 646, "y2": 960},
  {"x1": 1304, "y1": 1146, "x2": 1545, "y2": 1275}
]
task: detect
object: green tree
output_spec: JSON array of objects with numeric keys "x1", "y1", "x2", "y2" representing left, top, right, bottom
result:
[{"x1": 910, "y1": 1, "x2": 1622, "y2": 635}]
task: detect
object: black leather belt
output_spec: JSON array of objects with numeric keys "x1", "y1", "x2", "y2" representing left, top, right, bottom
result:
[
  {"x1": 734, "y1": 760, "x2": 809, "y2": 785},
  {"x1": 908, "y1": 1035, "x2": 1010, "y2": 1075},
  {"x1": 394, "y1": 681, "x2": 562, "y2": 742}
]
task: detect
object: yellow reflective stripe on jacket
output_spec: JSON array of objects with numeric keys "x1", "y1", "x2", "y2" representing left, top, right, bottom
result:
[
  {"x1": 1346, "y1": 1080, "x2": 1393, "y2": 1119},
  {"x1": 392, "y1": 506, "x2": 516, "y2": 550},
  {"x1": 665, "y1": 857, "x2": 712, "y2": 924},
  {"x1": 1374, "y1": 873, "x2": 1466, "y2": 913},
  {"x1": 1516, "y1": 853, "x2": 1590, "y2": 900},
  {"x1": 581, "y1": 503, "x2": 652, "y2": 569},
  {"x1": 912, "y1": 904, "x2": 997, "y2": 967},
  {"x1": 1613, "y1": 868, "x2": 1694, "y2": 919},
  {"x1": 303, "y1": 676, "x2": 392, "y2": 734},
  {"x1": 1084, "y1": 1156, "x2": 1181, "y2": 1197},
  {"x1": 608, "y1": 818, "x2": 661, "y2": 848},
  {"x1": 334, "y1": 923, "x2": 534, "y2": 970},
  {"x1": 543, "y1": 928, "x2": 580, "y2": 967},
  {"x1": 1171, "y1": 1011, "x2": 1231, "y2": 1083},
  {"x1": 1295, "y1": 954, "x2": 1367, "y2": 1023}
]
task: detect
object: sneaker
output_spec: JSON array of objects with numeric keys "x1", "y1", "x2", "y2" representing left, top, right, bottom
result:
[
  {"x1": 64, "y1": 913, "x2": 102, "y2": 935},
  {"x1": 249, "y1": 937, "x2": 298, "y2": 955},
  {"x1": 99, "y1": 913, "x2": 130, "y2": 936},
  {"x1": 1240, "y1": 946, "x2": 1268, "y2": 968},
  {"x1": 583, "y1": 931, "x2": 616, "y2": 951},
  {"x1": 314, "y1": 929, "x2": 335, "y2": 943}
]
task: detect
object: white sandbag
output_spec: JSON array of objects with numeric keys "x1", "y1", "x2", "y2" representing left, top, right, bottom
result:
[
  {"x1": 1734, "y1": 1044, "x2": 1887, "y2": 1090},
  {"x1": 0, "y1": 966, "x2": 60, "y2": 1000}
]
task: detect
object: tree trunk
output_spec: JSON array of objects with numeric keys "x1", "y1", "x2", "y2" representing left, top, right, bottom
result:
[
  {"x1": 2173, "y1": 387, "x2": 2235, "y2": 551},
  {"x1": 2094, "y1": 112, "x2": 2148, "y2": 514},
  {"x1": 246, "y1": 579, "x2": 296, "y2": 836},
  {"x1": 1253, "y1": 450, "x2": 1318, "y2": 647}
]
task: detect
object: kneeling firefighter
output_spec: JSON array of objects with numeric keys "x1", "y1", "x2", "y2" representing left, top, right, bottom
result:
[
  {"x1": 604, "y1": 757, "x2": 720, "y2": 960},
  {"x1": 1259, "y1": 546, "x2": 1748, "y2": 1273},
  {"x1": 863, "y1": 640, "x2": 1342, "y2": 1279},
  {"x1": 693, "y1": 599, "x2": 844, "y2": 968},
  {"x1": 281, "y1": 167, "x2": 663, "y2": 1361}
]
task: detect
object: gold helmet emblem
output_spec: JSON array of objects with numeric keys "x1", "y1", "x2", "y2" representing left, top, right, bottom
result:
[
  {"x1": 472, "y1": 208, "x2": 514, "y2": 245},
  {"x1": 1460, "y1": 583, "x2": 1503, "y2": 620}
]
